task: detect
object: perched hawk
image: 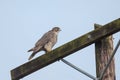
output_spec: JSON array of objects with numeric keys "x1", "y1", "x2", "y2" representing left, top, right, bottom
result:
[{"x1": 28, "y1": 27, "x2": 61, "y2": 60}]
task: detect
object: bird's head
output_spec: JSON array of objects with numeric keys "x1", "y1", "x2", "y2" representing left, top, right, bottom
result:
[{"x1": 52, "y1": 27, "x2": 61, "y2": 32}]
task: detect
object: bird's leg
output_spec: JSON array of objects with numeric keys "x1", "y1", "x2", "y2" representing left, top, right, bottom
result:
[
  {"x1": 46, "y1": 49, "x2": 52, "y2": 53},
  {"x1": 44, "y1": 45, "x2": 52, "y2": 53}
]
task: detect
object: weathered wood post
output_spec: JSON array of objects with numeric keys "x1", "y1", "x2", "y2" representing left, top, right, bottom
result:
[{"x1": 94, "y1": 24, "x2": 116, "y2": 80}]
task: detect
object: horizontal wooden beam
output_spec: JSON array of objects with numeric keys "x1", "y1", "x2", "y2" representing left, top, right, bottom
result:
[{"x1": 11, "y1": 18, "x2": 120, "y2": 80}]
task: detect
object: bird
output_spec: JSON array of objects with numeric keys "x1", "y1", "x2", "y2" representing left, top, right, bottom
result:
[{"x1": 28, "y1": 27, "x2": 61, "y2": 60}]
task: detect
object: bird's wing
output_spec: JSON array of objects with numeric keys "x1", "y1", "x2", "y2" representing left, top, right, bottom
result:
[{"x1": 35, "y1": 31, "x2": 54, "y2": 47}]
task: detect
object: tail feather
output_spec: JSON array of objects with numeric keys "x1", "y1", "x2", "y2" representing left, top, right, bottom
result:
[
  {"x1": 28, "y1": 52, "x2": 36, "y2": 60},
  {"x1": 28, "y1": 48, "x2": 33, "y2": 52},
  {"x1": 28, "y1": 46, "x2": 42, "y2": 60}
]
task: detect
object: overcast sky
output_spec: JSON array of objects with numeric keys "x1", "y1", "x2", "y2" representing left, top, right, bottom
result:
[{"x1": 0, "y1": 0, "x2": 120, "y2": 80}]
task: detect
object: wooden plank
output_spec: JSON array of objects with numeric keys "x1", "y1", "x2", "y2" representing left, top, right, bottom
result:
[{"x1": 11, "y1": 18, "x2": 120, "y2": 80}]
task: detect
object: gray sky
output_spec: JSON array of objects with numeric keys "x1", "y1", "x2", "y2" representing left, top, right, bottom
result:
[{"x1": 0, "y1": 0, "x2": 120, "y2": 80}]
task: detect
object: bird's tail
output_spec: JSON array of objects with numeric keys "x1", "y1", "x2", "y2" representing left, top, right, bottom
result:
[
  {"x1": 28, "y1": 48, "x2": 34, "y2": 52},
  {"x1": 28, "y1": 52, "x2": 36, "y2": 60}
]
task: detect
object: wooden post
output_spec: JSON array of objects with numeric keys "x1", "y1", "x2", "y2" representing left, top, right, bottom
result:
[{"x1": 94, "y1": 24, "x2": 116, "y2": 80}]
